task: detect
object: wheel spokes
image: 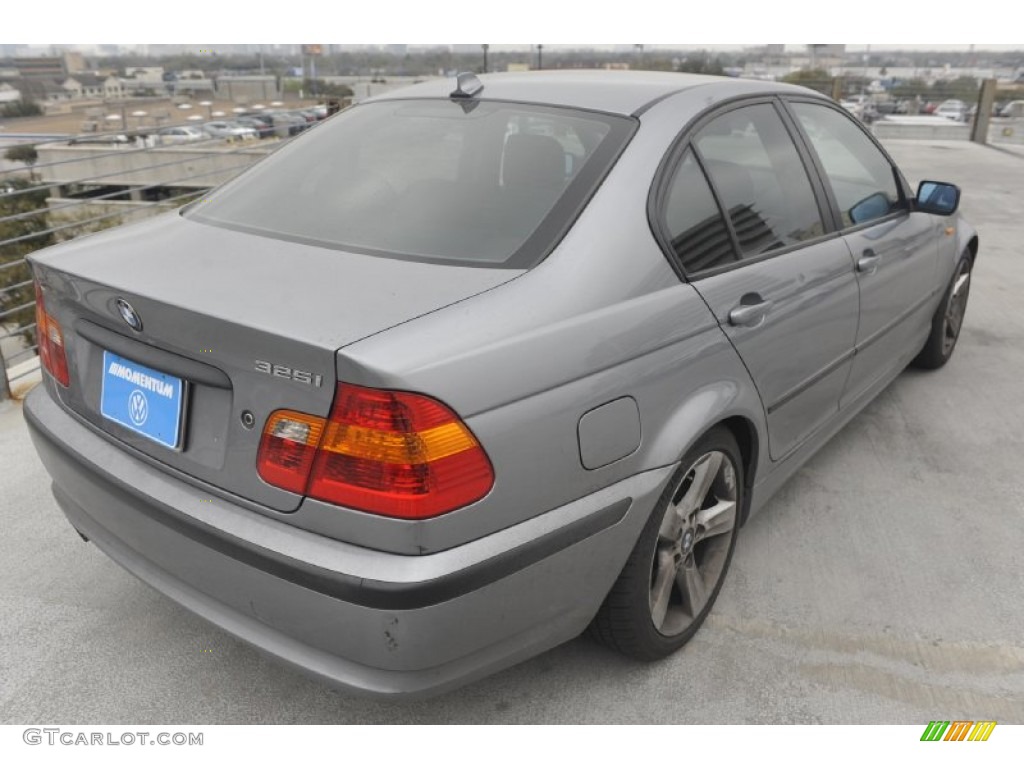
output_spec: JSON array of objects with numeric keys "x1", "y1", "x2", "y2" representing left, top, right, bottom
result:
[
  {"x1": 658, "y1": 506, "x2": 684, "y2": 544},
  {"x1": 650, "y1": 548, "x2": 677, "y2": 631},
  {"x1": 694, "y1": 499, "x2": 737, "y2": 543},
  {"x1": 676, "y1": 452, "x2": 723, "y2": 515},
  {"x1": 676, "y1": 559, "x2": 708, "y2": 617},
  {"x1": 945, "y1": 268, "x2": 971, "y2": 341}
]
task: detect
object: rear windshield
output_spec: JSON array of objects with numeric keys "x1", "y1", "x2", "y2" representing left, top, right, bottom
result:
[{"x1": 187, "y1": 99, "x2": 635, "y2": 268}]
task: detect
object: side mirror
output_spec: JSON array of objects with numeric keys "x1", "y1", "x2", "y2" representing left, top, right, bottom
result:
[
  {"x1": 916, "y1": 180, "x2": 960, "y2": 216},
  {"x1": 848, "y1": 192, "x2": 891, "y2": 225}
]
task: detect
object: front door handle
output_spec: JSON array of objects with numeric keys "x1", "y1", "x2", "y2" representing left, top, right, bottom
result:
[
  {"x1": 857, "y1": 249, "x2": 881, "y2": 273},
  {"x1": 728, "y1": 297, "x2": 773, "y2": 327}
]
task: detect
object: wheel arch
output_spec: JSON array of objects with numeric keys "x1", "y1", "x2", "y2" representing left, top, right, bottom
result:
[
  {"x1": 955, "y1": 217, "x2": 979, "y2": 265},
  {"x1": 719, "y1": 415, "x2": 759, "y2": 526},
  {"x1": 966, "y1": 233, "x2": 979, "y2": 263}
]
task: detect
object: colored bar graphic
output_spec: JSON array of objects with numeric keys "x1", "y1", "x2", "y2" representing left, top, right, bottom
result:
[
  {"x1": 921, "y1": 720, "x2": 996, "y2": 742},
  {"x1": 944, "y1": 721, "x2": 972, "y2": 741},
  {"x1": 968, "y1": 721, "x2": 997, "y2": 742}
]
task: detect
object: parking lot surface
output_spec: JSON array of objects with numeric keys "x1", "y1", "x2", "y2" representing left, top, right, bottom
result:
[{"x1": 1, "y1": 139, "x2": 1022, "y2": 724}]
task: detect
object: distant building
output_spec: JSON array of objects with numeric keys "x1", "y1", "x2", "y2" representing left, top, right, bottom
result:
[
  {"x1": 63, "y1": 51, "x2": 87, "y2": 74},
  {"x1": 807, "y1": 44, "x2": 846, "y2": 71},
  {"x1": 7, "y1": 78, "x2": 69, "y2": 102},
  {"x1": 807, "y1": 44, "x2": 845, "y2": 57},
  {"x1": 0, "y1": 82, "x2": 22, "y2": 103},
  {"x1": 122, "y1": 66, "x2": 167, "y2": 95},
  {"x1": 63, "y1": 74, "x2": 124, "y2": 101},
  {"x1": 11, "y1": 56, "x2": 65, "y2": 78},
  {"x1": 124, "y1": 66, "x2": 165, "y2": 84},
  {"x1": 215, "y1": 75, "x2": 280, "y2": 102},
  {"x1": 174, "y1": 77, "x2": 216, "y2": 98}
]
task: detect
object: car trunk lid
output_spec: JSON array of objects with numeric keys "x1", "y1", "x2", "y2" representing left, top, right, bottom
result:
[{"x1": 30, "y1": 212, "x2": 519, "y2": 511}]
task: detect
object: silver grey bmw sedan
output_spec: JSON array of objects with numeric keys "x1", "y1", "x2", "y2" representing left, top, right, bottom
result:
[{"x1": 24, "y1": 71, "x2": 977, "y2": 697}]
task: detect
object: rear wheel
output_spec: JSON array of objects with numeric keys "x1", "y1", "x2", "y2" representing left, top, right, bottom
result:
[
  {"x1": 912, "y1": 253, "x2": 972, "y2": 370},
  {"x1": 589, "y1": 427, "x2": 743, "y2": 661}
]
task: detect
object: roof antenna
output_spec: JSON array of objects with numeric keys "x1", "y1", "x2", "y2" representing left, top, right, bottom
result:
[{"x1": 450, "y1": 72, "x2": 484, "y2": 99}]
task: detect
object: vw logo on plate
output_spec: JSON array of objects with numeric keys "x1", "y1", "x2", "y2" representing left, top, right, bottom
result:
[
  {"x1": 128, "y1": 389, "x2": 148, "y2": 426},
  {"x1": 116, "y1": 298, "x2": 143, "y2": 332}
]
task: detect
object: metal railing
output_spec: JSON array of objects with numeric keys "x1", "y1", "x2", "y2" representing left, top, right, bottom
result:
[{"x1": 0, "y1": 116, "x2": 310, "y2": 400}]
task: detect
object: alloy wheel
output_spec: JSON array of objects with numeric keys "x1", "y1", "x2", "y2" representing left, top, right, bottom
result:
[
  {"x1": 942, "y1": 261, "x2": 971, "y2": 356},
  {"x1": 649, "y1": 450, "x2": 738, "y2": 636}
]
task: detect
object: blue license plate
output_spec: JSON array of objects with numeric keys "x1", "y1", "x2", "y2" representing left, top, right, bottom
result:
[{"x1": 100, "y1": 351, "x2": 185, "y2": 450}]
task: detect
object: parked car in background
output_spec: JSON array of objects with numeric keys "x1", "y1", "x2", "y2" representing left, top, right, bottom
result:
[
  {"x1": 839, "y1": 95, "x2": 877, "y2": 122},
  {"x1": 935, "y1": 99, "x2": 968, "y2": 122},
  {"x1": 202, "y1": 120, "x2": 258, "y2": 141},
  {"x1": 24, "y1": 71, "x2": 978, "y2": 699},
  {"x1": 839, "y1": 97, "x2": 865, "y2": 120},
  {"x1": 259, "y1": 111, "x2": 308, "y2": 137},
  {"x1": 157, "y1": 125, "x2": 207, "y2": 144},
  {"x1": 1000, "y1": 100, "x2": 1024, "y2": 118},
  {"x1": 67, "y1": 133, "x2": 133, "y2": 146},
  {"x1": 235, "y1": 116, "x2": 274, "y2": 138},
  {"x1": 873, "y1": 99, "x2": 910, "y2": 116}
]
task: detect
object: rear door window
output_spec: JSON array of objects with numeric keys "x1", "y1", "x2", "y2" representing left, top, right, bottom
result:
[
  {"x1": 661, "y1": 150, "x2": 736, "y2": 274},
  {"x1": 694, "y1": 103, "x2": 826, "y2": 259}
]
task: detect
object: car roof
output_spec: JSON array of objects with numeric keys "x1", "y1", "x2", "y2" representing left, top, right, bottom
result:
[{"x1": 365, "y1": 70, "x2": 818, "y2": 117}]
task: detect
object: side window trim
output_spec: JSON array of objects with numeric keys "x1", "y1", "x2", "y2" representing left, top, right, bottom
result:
[
  {"x1": 686, "y1": 146, "x2": 744, "y2": 269},
  {"x1": 771, "y1": 97, "x2": 843, "y2": 234},
  {"x1": 778, "y1": 96, "x2": 911, "y2": 234}
]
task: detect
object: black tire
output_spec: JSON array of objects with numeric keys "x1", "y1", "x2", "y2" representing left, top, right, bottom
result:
[
  {"x1": 912, "y1": 252, "x2": 973, "y2": 370},
  {"x1": 589, "y1": 426, "x2": 743, "y2": 661}
]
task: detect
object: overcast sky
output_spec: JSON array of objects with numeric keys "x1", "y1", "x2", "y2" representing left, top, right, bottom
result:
[{"x1": 8, "y1": 1, "x2": 1019, "y2": 52}]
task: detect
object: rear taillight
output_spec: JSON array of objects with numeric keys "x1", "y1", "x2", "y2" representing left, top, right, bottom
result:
[
  {"x1": 256, "y1": 384, "x2": 494, "y2": 519},
  {"x1": 256, "y1": 410, "x2": 325, "y2": 494},
  {"x1": 34, "y1": 281, "x2": 69, "y2": 387}
]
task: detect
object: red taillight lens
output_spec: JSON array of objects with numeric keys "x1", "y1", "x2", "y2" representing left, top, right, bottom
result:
[
  {"x1": 34, "y1": 281, "x2": 70, "y2": 387},
  {"x1": 256, "y1": 410, "x2": 325, "y2": 494},
  {"x1": 257, "y1": 384, "x2": 494, "y2": 519}
]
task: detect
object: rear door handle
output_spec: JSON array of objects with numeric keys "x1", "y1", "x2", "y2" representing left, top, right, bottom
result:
[
  {"x1": 728, "y1": 298, "x2": 773, "y2": 327},
  {"x1": 857, "y1": 250, "x2": 881, "y2": 273}
]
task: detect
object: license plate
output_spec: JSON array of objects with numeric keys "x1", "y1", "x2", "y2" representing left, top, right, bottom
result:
[{"x1": 100, "y1": 351, "x2": 185, "y2": 450}]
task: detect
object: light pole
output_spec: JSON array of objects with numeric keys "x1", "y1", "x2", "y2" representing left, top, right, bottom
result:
[
  {"x1": 482, "y1": 44, "x2": 489, "y2": 74},
  {"x1": 537, "y1": 44, "x2": 543, "y2": 70}
]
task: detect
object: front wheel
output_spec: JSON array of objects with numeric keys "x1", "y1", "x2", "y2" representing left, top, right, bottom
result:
[
  {"x1": 589, "y1": 427, "x2": 743, "y2": 661},
  {"x1": 912, "y1": 253, "x2": 972, "y2": 370}
]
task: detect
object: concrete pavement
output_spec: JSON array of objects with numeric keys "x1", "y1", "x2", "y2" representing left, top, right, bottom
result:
[{"x1": 1, "y1": 139, "x2": 1022, "y2": 724}]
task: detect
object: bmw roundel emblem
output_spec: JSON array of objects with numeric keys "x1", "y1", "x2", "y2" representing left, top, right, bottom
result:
[{"x1": 115, "y1": 298, "x2": 142, "y2": 332}]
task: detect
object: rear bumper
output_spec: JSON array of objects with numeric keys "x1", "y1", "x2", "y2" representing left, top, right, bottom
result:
[{"x1": 24, "y1": 385, "x2": 672, "y2": 699}]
